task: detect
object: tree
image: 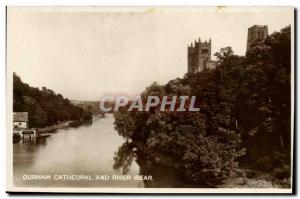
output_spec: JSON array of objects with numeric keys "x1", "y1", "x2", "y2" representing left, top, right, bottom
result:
[
  {"x1": 114, "y1": 72, "x2": 245, "y2": 183},
  {"x1": 13, "y1": 73, "x2": 93, "y2": 128}
]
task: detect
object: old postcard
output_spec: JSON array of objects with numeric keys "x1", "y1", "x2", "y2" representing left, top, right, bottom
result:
[{"x1": 6, "y1": 6, "x2": 294, "y2": 194}]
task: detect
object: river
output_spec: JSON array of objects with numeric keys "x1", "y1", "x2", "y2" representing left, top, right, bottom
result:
[
  {"x1": 13, "y1": 113, "x2": 283, "y2": 189},
  {"x1": 13, "y1": 114, "x2": 145, "y2": 188}
]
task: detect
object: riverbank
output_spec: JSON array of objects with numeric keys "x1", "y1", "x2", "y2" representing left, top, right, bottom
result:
[
  {"x1": 37, "y1": 114, "x2": 104, "y2": 134},
  {"x1": 219, "y1": 168, "x2": 291, "y2": 188},
  {"x1": 37, "y1": 121, "x2": 71, "y2": 134},
  {"x1": 13, "y1": 121, "x2": 75, "y2": 143},
  {"x1": 131, "y1": 140, "x2": 291, "y2": 188}
]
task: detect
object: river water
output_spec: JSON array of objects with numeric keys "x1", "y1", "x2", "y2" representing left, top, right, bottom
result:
[
  {"x1": 13, "y1": 114, "x2": 284, "y2": 189},
  {"x1": 13, "y1": 114, "x2": 145, "y2": 188}
]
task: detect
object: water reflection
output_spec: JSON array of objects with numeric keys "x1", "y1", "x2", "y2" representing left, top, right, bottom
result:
[
  {"x1": 113, "y1": 141, "x2": 200, "y2": 188},
  {"x1": 113, "y1": 142, "x2": 135, "y2": 175}
]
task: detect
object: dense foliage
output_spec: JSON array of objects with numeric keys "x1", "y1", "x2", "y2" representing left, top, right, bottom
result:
[
  {"x1": 13, "y1": 73, "x2": 92, "y2": 128},
  {"x1": 114, "y1": 26, "x2": 291, "y2": 183},
  {"x1": 238, "y1": 26, "x2": 291, "y2": 175}
]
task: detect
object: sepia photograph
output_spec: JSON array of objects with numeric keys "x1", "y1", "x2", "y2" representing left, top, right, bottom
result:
[{"x1": 6, "y1": 6, "x2": 294, "y2": 193}]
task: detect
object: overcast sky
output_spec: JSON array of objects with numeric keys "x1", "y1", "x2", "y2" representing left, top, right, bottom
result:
[{"x1": 8, "y1": 7, "x2": 293, "y2": 101}]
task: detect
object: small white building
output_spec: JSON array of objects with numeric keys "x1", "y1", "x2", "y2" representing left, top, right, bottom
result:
[
  {"x1": 13, "y1": 112, "x2": 28, "y2": 129},
  {"x1": 13, "y1": 112, "x2": 37, "y2": 140}
]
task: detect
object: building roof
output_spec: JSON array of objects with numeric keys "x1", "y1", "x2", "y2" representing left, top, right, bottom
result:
[
  {"x1": 13, "y1": 112, "x2": 28, "y2": 122},
  {"x1": 249, "y1": 25, "x2": 268, "y2": 29}
]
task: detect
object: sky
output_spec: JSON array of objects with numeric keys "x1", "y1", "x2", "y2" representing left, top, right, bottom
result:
[{"x1": 7, "y1": 7, "x2": 294, "y2": 101}]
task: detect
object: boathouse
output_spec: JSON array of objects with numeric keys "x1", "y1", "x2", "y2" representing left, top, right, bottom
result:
[{"x1": 13, "y1": 112, "x2": 37, "y2": 140}]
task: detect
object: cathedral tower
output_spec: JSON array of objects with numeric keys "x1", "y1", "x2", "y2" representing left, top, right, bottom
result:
[
  {"x1": 247, "y1": 25, "x2": 268, "y2": 51},
  {"x1": 187, "y1": 38, "x2": 212, "y2": 73}
]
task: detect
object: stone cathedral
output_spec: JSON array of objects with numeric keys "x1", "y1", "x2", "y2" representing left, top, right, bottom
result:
[
  {"x1": 187, "y1": 25, "x2": 268, "y2": 74},
  {"x1": 187, "y1": 38, "x2": 216, "y2": 73}
]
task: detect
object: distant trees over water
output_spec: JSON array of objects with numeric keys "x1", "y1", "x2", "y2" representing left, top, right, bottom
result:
[{"x1": 13, "y1": 73, "x2": 92, "y2": 128}]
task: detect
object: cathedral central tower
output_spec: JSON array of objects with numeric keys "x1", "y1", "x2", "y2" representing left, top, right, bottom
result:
[
  {"x1": 247, "y1": 25, "x2": 268, "y2": 51},
  {"x1": 187, "y1": 38, "x2": 214, "y2": 73}
]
